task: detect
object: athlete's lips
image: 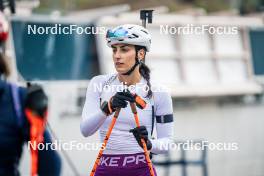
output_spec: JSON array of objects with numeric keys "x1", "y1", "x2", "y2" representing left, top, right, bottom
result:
[{"x1": 115, "y1": 62, "x2": 124, "y2": 66}]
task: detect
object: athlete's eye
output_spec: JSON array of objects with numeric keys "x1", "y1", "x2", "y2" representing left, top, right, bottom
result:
[
  {"x1": 121, "y1": 48, "x2": 128, "y2": 52},
  {"x1": 120, "y1": 46, "x2": 130, "y2": 52},
  {"x1": 112, "y1": 48, "x2": 117, "y2": 53}
]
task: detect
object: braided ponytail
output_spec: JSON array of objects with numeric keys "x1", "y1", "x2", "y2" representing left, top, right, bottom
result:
[{"x1": 135, "y1": 46, "x2": 152, "y2": 99}]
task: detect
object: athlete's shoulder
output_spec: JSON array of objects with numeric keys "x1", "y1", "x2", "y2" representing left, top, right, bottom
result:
[
  {"x1": 150, "y1": 80, "x2": 170, "y2": 95},
  {"x1": 90, "y1": 73, "x2": 117, "y2": 85},
  {"x1": 150, "y1": 80, "x2": 173, "y2": 115}
]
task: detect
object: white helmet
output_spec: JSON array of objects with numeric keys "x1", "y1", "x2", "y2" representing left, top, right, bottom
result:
[{"x1": 106, "y1": 24, "x2": 151, "y2": 52}]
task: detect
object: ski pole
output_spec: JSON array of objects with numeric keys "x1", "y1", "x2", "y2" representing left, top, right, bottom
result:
[
  {"x1": 90, "y1": 108, "x2": 121, "y2": 176},
  {"x1": 130, "y1": 102, "x2": 155, "y2": 176},
  {"x1": 139, "y1": 10, "x2": 155, "y2": 175}
]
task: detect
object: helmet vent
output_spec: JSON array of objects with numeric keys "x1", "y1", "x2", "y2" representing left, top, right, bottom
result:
[
  {"x1": 140, "y1": 30, "x2": 148, "y2": 34},
  {"x1": 132, "y1": 34, "x2": 139, "y2": 38}
]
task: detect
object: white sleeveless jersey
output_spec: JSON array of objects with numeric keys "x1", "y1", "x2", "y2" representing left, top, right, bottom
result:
[{"x1": 81, "y1": 73, "x2": 174, "y2": 154}]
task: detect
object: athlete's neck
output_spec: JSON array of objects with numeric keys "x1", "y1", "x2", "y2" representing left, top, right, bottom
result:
[{"x1": 118, "y1": 69, "x2": 141, "y2": 86}]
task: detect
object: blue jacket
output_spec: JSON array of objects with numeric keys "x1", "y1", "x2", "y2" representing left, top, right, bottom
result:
[{"x1": 0, "y1": 80, "x2": 61, "y2": 176}]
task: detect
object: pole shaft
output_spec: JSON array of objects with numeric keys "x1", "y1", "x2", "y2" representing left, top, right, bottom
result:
[
  {"x1": 130, "y1": 103, "x2": 155, "y2": 176},
  {"x1": 90, "y1": 109, "x2": 121, "y2": 176}
]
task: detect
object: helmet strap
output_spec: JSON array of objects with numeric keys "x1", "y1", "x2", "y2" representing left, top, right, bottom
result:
[
  {"x1": 121, "y1": 46, "x2": 145, "y2": 76},
  {"x1": 121, "y1": 57, "x2": 140, "y2": 76}
]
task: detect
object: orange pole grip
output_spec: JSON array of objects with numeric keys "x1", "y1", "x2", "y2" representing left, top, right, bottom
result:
[{"x1": 134, "y1": 94, "x2": 146, "y2": 109}]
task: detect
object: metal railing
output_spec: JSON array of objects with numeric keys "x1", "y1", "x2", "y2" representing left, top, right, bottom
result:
[{"x1": 152, "y1": 140, "x2": 208, "y2": 176}]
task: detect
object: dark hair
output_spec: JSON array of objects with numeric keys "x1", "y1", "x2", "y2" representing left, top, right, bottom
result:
[
  {"x1": 135, "y1": 45, "x2": 152, "y2": 98},
  {"x1": 0, "y1": 53, "x2": 10, "y2": 77}
]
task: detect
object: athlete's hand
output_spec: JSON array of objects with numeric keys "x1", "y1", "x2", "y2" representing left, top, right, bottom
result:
[
  {"x1": 111, "y1": 89, "x2": 135, "y2": 109},
  {"x1": 100, "y1": 90, "x2": 135, "y2": 115},
  {"x1": 129, "y1": 126, "x2": 152, "y2": 150}
]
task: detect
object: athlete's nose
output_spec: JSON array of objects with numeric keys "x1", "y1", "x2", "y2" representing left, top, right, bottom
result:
[{"x1": 113, "y1": 49, "x2": 121, "y2": 61}]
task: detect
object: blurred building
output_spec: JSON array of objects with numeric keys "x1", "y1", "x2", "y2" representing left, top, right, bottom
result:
[{"x1": 2, "y1": 2, "x2": 264, "y2": 176}]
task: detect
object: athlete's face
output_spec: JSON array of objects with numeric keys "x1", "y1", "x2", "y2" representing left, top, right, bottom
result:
[{"x1": 111, "y1": 44, "x2": 137, "y2": 74}]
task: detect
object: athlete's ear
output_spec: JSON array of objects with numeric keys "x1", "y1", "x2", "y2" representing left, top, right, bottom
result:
[{"x1": 137, "y1": 49, "x2": 145, "y2": 60}]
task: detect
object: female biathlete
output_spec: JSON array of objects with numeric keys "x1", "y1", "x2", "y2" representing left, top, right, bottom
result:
[{"x1": 80, "y1": 24, "x2": 174, "y2": 176}]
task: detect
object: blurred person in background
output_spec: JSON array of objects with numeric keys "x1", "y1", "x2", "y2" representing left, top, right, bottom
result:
[
  {"x1": 81, "y1": 24, "x2": 174, "y2": 176},
  {"x1": 0, "y1": 12, "x2": 61, "y2": 176}
]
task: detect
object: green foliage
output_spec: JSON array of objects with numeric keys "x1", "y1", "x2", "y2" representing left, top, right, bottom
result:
[
  {"x1": 36, "y1": 0, "x2": 262, "y2": 14},
  {"x1": 239, "y1": 0, "x2": 259, "y2": 14},
  {"x1": 193, "y1": 0, "x2": 230, "y2": 12}
]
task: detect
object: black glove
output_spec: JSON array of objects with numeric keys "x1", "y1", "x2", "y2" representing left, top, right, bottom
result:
[
  {"x1": 129, "y1": 126, "x2": 152, "y2": 150},
  {"x1": 25, "y1": 83, "x2": 48, "y2": 118},
  {"x1": 101, "y1": 89, "x2": 135, "y2": 115},
  {"x1": 111, "y1": 90, "x2": 135, "y2": 107}
]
